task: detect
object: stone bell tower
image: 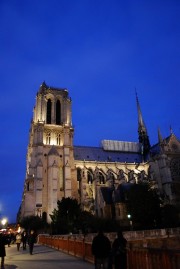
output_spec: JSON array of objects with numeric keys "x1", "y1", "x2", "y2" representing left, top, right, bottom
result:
[{"x1": 20, "y1": 82, "x2": 76, "y2": 223}]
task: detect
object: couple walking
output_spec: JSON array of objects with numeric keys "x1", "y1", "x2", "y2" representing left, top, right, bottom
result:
[
  {"x1": 16, "y1": 230, "x2": 36, "y2": 254},
  {"x1": 91, "y1": 229, "x2": 127, "y2": 269}
]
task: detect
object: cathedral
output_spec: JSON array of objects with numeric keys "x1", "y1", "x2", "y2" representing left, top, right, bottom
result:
[{"x1": 19, "y1": 82, "x2": 180, "y2": 223}]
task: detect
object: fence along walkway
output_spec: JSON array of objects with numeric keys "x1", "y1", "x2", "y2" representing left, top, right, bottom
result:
[
  {"x1": 38, "y1": 232, "x2": 180, "y2": 269},
  {"x1": 5, "y1": 243, "x2": 94, "y2": 269}
]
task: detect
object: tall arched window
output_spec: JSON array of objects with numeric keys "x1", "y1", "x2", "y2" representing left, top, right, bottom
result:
[
  {"x1": 46, "y1": 132, "x2": 51, "y2": 145},
  {"x1": 56, "y1": 100, "x2": 61, "y2": 125},
  {"x1": 42, "y1": 212, "x2": 47, "y2": 222},
  {"x1": 77, "y1": 168, "x2": 82, "y2": 181},
  {"x1": 108, "y1": 171, "x2": 115, "y2": 181},
  {"x1": 87, "y1": 170, "x2": 93, "y2": 184},
  {"x1": 99, "y1": 172, "x2": 105, "y2": 184},
  {"x1": 118, "y1": 169, "x2": 126, "y2": 181},
  {"x1": 56, "y1": 133, "x2": 61, "y2": 145},
  {"x1": 47, "y1": 99, "x2": 52, "y2": 124}
]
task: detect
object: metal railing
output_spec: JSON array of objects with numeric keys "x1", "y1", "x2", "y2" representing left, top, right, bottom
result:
[
  {"x1": 127, "y1": 246, "x2": 180, "y2": 269},
  {"x1": 38, "y1": 233, "x2": 180, "y2": 268}
]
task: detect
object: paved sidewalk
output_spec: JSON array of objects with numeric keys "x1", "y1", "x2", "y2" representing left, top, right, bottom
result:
[{"x1": 4, "y1": 243, "x2": 94, "y2": 269}]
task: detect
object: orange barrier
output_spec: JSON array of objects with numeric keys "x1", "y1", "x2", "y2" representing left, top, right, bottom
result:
[
  {"x1": 38, "y1": 234, "x2": 180, "y2": 268},
  {"x1": 127, "y1": 247, "x2": 180, "y2": 269},
  {"x1": 38, "y1": 234, "x2": 94, "y2": 262}
]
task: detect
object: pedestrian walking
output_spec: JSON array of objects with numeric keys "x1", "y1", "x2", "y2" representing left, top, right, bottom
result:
[
  {"x1": 15, "y1": 233, "x2": 22, "y2": 251},
  {"x1": 6, "y1": 233, "x2": 11, "y2": 247},
  {"x1": 0, "y1": 232, "x2": 7, "y2": 269},
  {"x1": 91, "y1": 229, "x2": 111, "y2": 269},
  {"x1": 28, "y1": 230, "x2": 36, "y2": 255},
  {"x1": 112, "y1": 230, "x2": 127, "y2": 269},
  {"x1": 22, "y1": 231, "x2": 28, "y2": 250}
]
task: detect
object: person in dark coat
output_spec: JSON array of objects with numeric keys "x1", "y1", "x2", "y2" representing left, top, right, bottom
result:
[
  {"x1": 0, "y1": 233, "x2": 7, "y2": 269},
  {"x1": 91, "y1": 229, "x2": 111, "y2": 269},
  {"x1": 112, "y1": 230, "x2": 127, "y2": 269},
  {"x1": 28, "y1": 230, "x2": 36, "y2": 255},
  {"x1": 22, "y1": 231, "x2": 28, "y2": 250}
]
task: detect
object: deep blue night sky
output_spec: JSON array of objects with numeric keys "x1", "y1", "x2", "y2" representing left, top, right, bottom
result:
[{"x1": 0, "y1": 0, "x2": 180, "y2": 223}]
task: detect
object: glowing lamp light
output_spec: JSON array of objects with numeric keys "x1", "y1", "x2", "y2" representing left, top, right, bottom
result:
[{"x1": 1, "y1": 218, "x2": 7, "y2": 226}]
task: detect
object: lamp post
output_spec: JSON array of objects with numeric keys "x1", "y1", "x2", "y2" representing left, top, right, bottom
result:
[
  {"x1": 1, "y1": 218, "x2": 8, "y2": 229},
  {"x1": 127, "y1": 214, "x2": 133, "y2": 230}
]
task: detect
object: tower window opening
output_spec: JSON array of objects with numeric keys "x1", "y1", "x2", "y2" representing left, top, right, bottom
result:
[
  {"x1": 46, "y1": 132, "x2": 51, "y2": 145},
  {"x1": 56, "y1": 133, "x2": 61, "y2": 145},
  {"x1": 47, "y1": 99, "x2": 52, "y2": 124},
  {"x1": 56, "y1": 100, "x2": 61, "y2": 125}
]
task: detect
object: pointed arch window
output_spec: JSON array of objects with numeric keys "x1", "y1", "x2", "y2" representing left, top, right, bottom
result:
[
  {"x1": 46, "y1": 132, "x2": 51, "y2": 145},
  {"x1": 42, "y1": 212, "x2": 47, "y2": 222},
  {"x1": 118, "y1": 169, "x2": 126, "y2": 181},
  {"x1": 99, "y1": 172, "x2": 105, "y2": 184},
  {"x1": 128, "y1": 170, "x2": 135, "y2": 182},
  {"x1": 77, "y1": 168, "x2": 82, "y2": 181},
  {"x1": 56, "y1": 133, "x2": 61, "y2": 145},
  {"x1": 47, "y1": 99, "x2": 52, "y2": 124},
  {"x1": 108, "y1": 171, "x2": 115, "y2": 181},
  {"x1": 87, "y1": 170, "x2": 93, "y2": 184},
  {"x1": 56, "y1": 100, "x2": 61, "y2": 125}
]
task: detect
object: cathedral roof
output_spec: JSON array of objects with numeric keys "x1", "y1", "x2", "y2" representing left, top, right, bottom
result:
[
  {"x1": 74, "y1": 145, "x2": 143, "y2": 163},
  {"x1": 150, "y1": 133, "x2": 180, "y2": 156},
  {"x1": 150, "y1": 143, "x2": 160, "y2": 155}
]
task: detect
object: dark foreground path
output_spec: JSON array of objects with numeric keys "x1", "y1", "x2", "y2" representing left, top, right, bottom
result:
[{"x1": 4, "y1": 243, "x2": 94, "y2": 269}]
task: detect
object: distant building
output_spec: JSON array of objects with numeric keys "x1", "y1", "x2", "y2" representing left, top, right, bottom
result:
[{"x1": 18, "y1": 82, "x2": 180, "y2": 223}]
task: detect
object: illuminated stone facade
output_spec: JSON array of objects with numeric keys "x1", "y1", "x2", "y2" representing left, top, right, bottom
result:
[{"x1": 19, "y1": 83, "x2": 180, "y2": 223}]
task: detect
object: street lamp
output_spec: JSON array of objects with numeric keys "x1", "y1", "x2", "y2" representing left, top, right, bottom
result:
[
  {"x1": 1, "y1": 218, "x2": 8, "y2": 229},
  {"x1": 127, "y1": 214, "x2": 133, "y2": 230}
]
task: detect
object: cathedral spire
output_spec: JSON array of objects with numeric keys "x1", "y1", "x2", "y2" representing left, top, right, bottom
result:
[
  {"x1": 39, "y1": 81, "x2": 48, "y2": 93},
  {"x1": 158, "y1": 127, "x2": 166, "y2": 153},
  {"x1": 158, "y1": 127, "x2": 163, "y2": 144},
  {"x1": 170, "y1": 125, "x2": 173, "y2": 135},
  {"x1": 136, "y1": 91, "x2": 150, "y2": 156}
]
